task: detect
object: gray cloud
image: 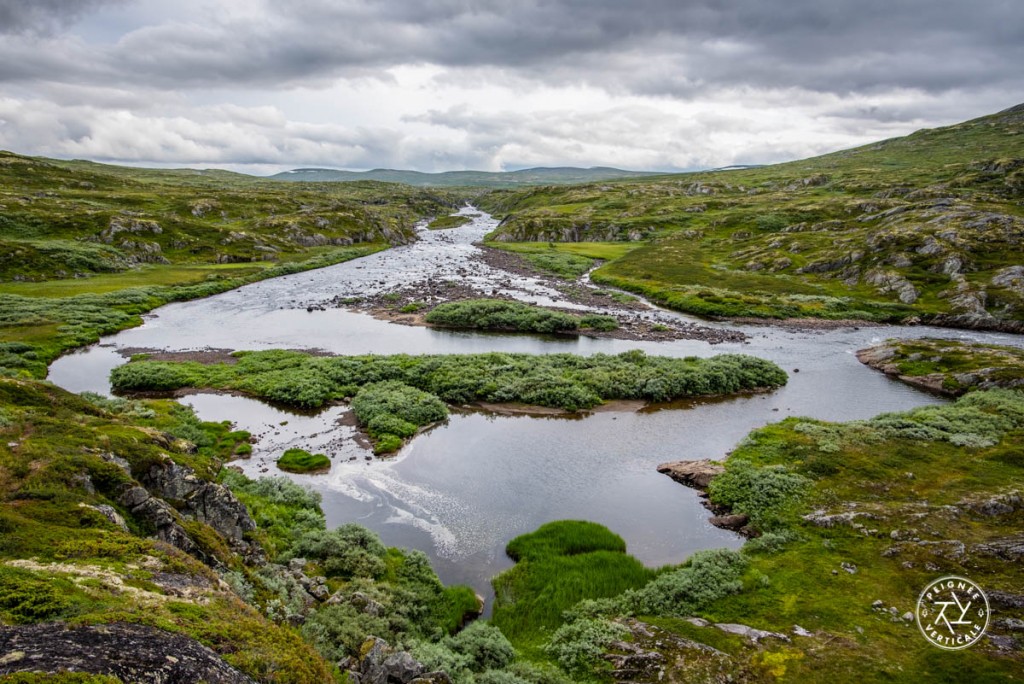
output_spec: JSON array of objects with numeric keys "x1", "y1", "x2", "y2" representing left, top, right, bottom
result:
[
  {"x1": 2, "y1": 1, "x2": 1021, "y2": 97},
  {"x1": 0, "y1": 0, "x2": 125, "y2": 35},
  {"x1": 0, "y1": 0, "x2": 1020, "y2": 171}
]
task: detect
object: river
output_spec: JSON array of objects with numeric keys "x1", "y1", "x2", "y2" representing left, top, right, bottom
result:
[{"x1": 47, "y1": 206, "x2": 1024, "y2": 605}]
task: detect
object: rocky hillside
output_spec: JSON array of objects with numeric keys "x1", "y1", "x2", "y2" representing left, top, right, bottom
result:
[
  {"x1": 0, "y1": 151, "x2": 461, "y2": 282},
  {"x1": 480, "y1": 104, "x2": 1024, "y2": 329},
  {"x1": 0, "y1": 379, "x2": 494, "y2": 683}
]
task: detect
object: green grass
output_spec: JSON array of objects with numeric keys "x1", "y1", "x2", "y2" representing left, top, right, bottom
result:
[
  {"x1": 488, "y1": 242, "x2": 640, "y2": 279},
  {"x1": 0, "y1": 244, "x2": 383, "y2": 378},
  {"x1": 639, "y1": 390, "x2": 1024, "y2": 681},
  {"x1": 0, "y1": 262, "x2": 268, "y2": 297},
  {"x1": 492, "y1": 521, "x2": 657, "y2": 651},
  {"x1": 276, "y1": 448, "x2": 331, "y2": 473}
]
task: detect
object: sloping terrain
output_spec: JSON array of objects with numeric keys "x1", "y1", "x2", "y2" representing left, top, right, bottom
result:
[{"x1": 481, "y1": 104, "x2": 1024, "y2": 328}]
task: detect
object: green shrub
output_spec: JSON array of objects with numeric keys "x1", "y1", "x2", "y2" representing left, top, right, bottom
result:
[
  {"x1": 0, "y1": 566, "x2": 79, "y2": 623},
  {"x1": 292, "y1": 524, "x2": 387, "y2": 579},
  {"x1": 425, "y1": 299, "x2": 580, "y2": 334},
  {"x1": 366, "y1": 413, "x2": 419, "y2": 438},
  {"x1": 415, "y1": 622, "x2": 516, "y2": 676},
  {"x1": 352, "y1": 381, "x2": 449, "y2": 427},
  {"x1": 374, "y1": 433, "x2": 404, "y2": 454},
  {"x1": 302, "y1": 603, "x2": 390, "y2": 660},
  {"x1": 578, "y1": 314, "x2": 618, "y2": 331},
  {"x1": 276, "y1": 448, "x2": 331, "y2": 473},
  {"x1": 708, "y1": 460, "x2": 809, "y2": 529},
  {"x1": 626, "y1": 548, "x2": 747, "y2": 616},
  {"x1": 544, "y1": 617, "x2": 630, "y2": 675},
  {"x1": 111, "y1": 350, "x2": 788, "y2": 415}
]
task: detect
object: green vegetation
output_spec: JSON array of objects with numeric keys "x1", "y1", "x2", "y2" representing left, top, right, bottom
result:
[
  {"x1": 488, "y1": 242, "x2": 639, "y2": 279},
  {"x1": 859, "y1": 338, "x2": 1024, "y2": 394},
  {"x1": 480, "y1": 105, "x2": 1024, "y2": 327},
  {"x1": 428, "y1": 214, "x2": 473, "y2": 230},
  {"x1": 0, "y1": 375, "x2": 495, "y2": 682},
  {"x1": 351, "y1": 380, "x2": 449, "y2": 454},
  {"x1": 276, "y1": 448, "x2": 331, "y2": 473},
  {"x1": 492, "y1": 522, "x2": 657, "y2": 652},
  {"x1": 109, "y1": 348, "x2": 788, "y2": 414},
  {"x1": 424, "y1": 299, "x2": 618, "y2": 334}
]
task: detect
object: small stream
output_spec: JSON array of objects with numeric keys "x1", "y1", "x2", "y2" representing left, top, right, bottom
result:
[{"x1": 47, "y1": 206, "x2": 1024, "y2": 604}]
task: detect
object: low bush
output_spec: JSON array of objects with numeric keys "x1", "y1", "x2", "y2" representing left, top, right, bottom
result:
[
  {"x1": 292, "y1": 523, "x2": 387, "y2": 579},
  {"x1": 425, "y1": 299, "x2": 581, "y2": 334},
  {"x1": 707, "y1": 460, "x2": 809, "y2": 529},
  {"x1": 625, "y1": 548, "x2": 747, "y2": 615},
  {"x1": 112, "y1": 350, "x2": 787, "y2": 414},
  {"x1": 544, "y1": 618, "x2": 630, "y2": 675}
]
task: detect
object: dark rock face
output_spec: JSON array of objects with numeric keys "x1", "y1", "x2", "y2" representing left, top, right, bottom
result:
[
  {"x1": 141, "y1": 458, "x2": 257, "y2": 548},
  {"x1": 0, "y1": 622, "x2": 254, "y2": 683},
  {"x1": 118, "y1": 485, "x2": 204, "y2": 561}
]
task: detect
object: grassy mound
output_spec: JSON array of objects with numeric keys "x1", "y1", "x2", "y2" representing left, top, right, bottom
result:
[
  {"x1": 492, "y1": 521, "x2": 656, "y2": 650},
  {"x1": 276, "y1": 448, "x2": 331, "y2": 473}
]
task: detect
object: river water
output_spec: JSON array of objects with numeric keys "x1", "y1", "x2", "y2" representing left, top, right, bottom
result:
[{"x1": 47, "y1": 206, "x2": 1024, "y2": 604}]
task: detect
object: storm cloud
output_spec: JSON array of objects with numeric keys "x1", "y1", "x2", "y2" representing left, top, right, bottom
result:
[{"x1": 0, "y1": 0, "x2": 1019, "y2": 172}]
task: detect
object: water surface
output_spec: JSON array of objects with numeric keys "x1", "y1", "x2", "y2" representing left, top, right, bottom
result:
[{"x1": 48, "y1": 206, "x2": 1024, "y2": 601}]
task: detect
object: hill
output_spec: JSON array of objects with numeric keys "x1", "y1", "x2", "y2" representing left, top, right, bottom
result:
[
  {"x1": 0, "y1": 151, "x2": 462, "y2": 375},
  {"x1": 269, "y1": 166, "x2": 665, "y2": 187},
  {"x1": 481, "y1": 104, "x2": 1024, "y2": 330}
]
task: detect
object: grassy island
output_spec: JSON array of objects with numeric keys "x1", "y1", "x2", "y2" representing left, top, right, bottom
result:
[
  {"x1": 276, "y1": 448, "x2": 331, "y2": 473},
  {"x1": 424, "y1": 299, "x2": 618, "y2": 334},
  {"x1": 110, "y1": 349, "x2": 788, "y2": 453}
]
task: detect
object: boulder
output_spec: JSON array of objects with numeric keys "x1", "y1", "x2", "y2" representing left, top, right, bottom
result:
[
  {"x1": 656, "y1": 459, "x2": 724, "y2": 490},
  {"x1": 0, "y1": 622, "x2": 253, "y2": 683},
  {"x1": 708, "y1": 514, "x2": 749, "y2": 531}
]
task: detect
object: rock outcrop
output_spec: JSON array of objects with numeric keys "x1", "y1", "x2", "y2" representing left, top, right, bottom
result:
[
  {"x1": 346, "y1": 636, "x2": 448, "y2": 684},
  {"x1": 656, "y1": 459, "x2": 724, "y2": 490},
  {"x1": 140, "y1": 456, "x2": 260, "y2": 561},
  {"x1": 0, "y1": 622, "x2": 254, "y2": 683}
]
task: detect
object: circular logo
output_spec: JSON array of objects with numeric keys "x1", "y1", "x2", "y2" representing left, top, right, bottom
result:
[{"x1": 916, "y1": 576, "x2": 989, "y2": 650}]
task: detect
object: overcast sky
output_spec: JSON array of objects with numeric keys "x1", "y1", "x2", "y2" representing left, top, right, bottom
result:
[{"x1": 0, "y1": 0, "x2": 1020, "y2": 174}]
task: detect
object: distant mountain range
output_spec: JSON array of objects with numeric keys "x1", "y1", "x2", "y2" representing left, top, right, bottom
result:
[{"x1": 268, "y1": 166, "x2": 666, "y2": 188}]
